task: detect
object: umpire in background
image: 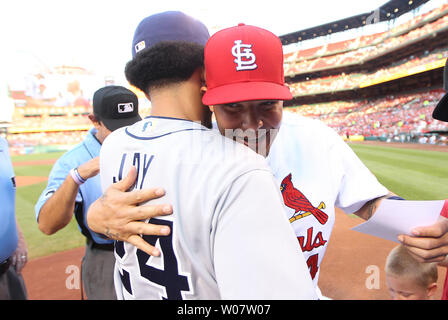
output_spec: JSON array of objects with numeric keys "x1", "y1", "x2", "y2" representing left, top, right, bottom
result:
[
  {"x1": 432, "y1": 57, "x2": 448, "y2": 300},
  {"x1": 35, "y1": 85, "x2": 141, "y2": 299},
  {"x1": 0, "y1": 136, "x2": 28, "y2": 300}
]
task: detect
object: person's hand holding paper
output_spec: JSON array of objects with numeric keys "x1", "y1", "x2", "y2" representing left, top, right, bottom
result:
[
  {"x1": 399, "y1": 200, "x2": 448, "y2": 263},
  {"x1": 352, "y1": 199, "x2": 448, "y2": 262}
]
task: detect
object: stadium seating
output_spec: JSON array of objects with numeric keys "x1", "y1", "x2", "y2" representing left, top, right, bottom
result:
[
  {"x1": 287, "y1": 90, "x2": 448, "y2": 144},
  {"x1": 289, "y1": 47, "x2": 448, "y2": 96},
  {"x1": 282, "y1": 2, "x2": 448, "y2": 146},
  {"x1": 284, "y1": 5, "x2": 448, "y2": 77},
  {"x1": 5, "y1": 2, "x2": 448, "y2": 153}
]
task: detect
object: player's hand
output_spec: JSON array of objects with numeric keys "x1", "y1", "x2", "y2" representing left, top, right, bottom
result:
[
  {"x1": 86, "y1": 166, "x2": 173, "y2": 257},
  {"x1": 398, "y1": 215, "x2": 448, "y2": 263},
  {"x1": 77, "y1": 157, "x2": 100, "y2": 180}
]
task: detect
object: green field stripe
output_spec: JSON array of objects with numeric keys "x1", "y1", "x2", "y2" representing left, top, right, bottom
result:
[
  {"x1": 351, "y1": 146, "x2": 448, "y2": 179},
  {"x1": 11, "y1": 152, "x2": 65, "y2": 163},
  {"x1": 349, "y1": 144, "x2": 448, "y2": 200},
  {"x1": 15, "y1": 182, "x2": 84, "y2": 259},
  {"x1": 351, "y1": 144, "x2": 448, "y2": 160},
  {"x1": 12, "y1": 151, "x2": 85, "y2": 259},
  {"x1": 11, "y1": 151, "x2": 85, "y2": 259},
  {"x1": 13, "y1": 164, "x2": 54, "y2": 177},
  {"x1": 360, "y1": 158, "x2": 448, "y2": 200}
]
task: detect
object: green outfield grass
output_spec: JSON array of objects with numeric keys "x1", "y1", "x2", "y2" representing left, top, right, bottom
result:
[
  {"x1": 12, "y1": 152, "x2": 65, "y2": 162},
  {"x1": 12, "y1": 152, "x2": 85, "y2": 260},
  {"x1": 11, "y1": 143, "x2": 448, "y2": 260},
  {"x1": 349, "y1": 143, "x2": 448, "y2": 200}
]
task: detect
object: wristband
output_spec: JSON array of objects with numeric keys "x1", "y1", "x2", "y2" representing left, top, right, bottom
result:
[
  {"x1": 387, "y1": 196, "x2": 405, "y2": 200},
  {"x1": 74, "y1": 168, "x2": 86, "y2": 184},
  {"x1": 441, "y1": 199, "x2": 448, "y2": 219},
  {"x1": 70, "y1": 168, "x2": 86, "y2": 185}
]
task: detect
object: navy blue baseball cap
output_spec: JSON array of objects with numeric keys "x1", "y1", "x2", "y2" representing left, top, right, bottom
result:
[
  {"x1": 432, "y1": 58, "x2": 448, "y2": 122},
  {"x1": 132, "y1": 11, "x2": 210, "y2": 58}
]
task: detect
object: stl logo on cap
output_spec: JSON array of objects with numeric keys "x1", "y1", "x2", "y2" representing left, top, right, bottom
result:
[{"x1": 231, "y1": 40, "x2": 257, "y2": 71}]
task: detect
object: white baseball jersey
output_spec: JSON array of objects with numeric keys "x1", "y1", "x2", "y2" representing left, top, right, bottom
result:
[
  {"x1": 100, "y1": 116, "x2": 317, "y2": 300},
  {"x1": 266, "y1": 111, "x2": 389, "y2": 290}
]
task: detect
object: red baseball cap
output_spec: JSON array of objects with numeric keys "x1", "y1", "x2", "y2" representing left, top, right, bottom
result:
[{"x1": 202, "y1": 23, "x2": 292, "y2": 105}]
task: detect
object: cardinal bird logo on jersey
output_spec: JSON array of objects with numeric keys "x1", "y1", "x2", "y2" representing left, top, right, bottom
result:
[{"x1": 280, "y1": 173, "x2": 328, "y2": 225}]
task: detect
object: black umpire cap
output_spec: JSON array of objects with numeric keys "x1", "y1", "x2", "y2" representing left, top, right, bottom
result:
[
  {"x1": 432, "y1": 58, "x2": 448, "y2": 122},
  {"x1": 93, "y1": 85, "x2": 141, "y2": 131}
]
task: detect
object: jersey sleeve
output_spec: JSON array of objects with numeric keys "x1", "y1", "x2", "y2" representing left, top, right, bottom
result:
[
  {"x1": 34, "y1": 155, "x2": 82, "y2": 222},
  {"x1": 329, "y1": 129, "x2": 389, "y2": 213},
  {"x1": 212, "y1": 168, "x2": 318, "y2": 300}
]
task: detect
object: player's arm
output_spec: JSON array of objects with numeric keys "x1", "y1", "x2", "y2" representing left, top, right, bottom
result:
[
  {"x1": 213, "y1": 169, "x2": 317, "y2": 300},
  {"x1": 352, "y1": 192, "x2": 399, "y2": 220},
  {"x1": 37, "y1": 157, "x2": 99, "y2": 235},
  {"x1": 86, "y1": 166, "x2": 173, "y2": 257},
  {"x1": 355, "y1": 195, "x2": 448, "y2": 263}
]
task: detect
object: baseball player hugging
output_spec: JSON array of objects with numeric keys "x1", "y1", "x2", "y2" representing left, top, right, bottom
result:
[{"x1": 266, "y1": 111, "x2": 388, "y2": 289}]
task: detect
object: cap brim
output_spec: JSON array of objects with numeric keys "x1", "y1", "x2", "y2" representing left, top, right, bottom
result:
[
  {"x1": 102, "y1": 115, "x2": 142, "y2": 131},
  {"x1": 433, "y1": 93, "x2": 448, "y2": 122},
  {"x1": 202, "y1": 82, "x2": 293, "y2": 105}
]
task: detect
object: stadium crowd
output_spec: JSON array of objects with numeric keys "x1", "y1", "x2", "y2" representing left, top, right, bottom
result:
[
  {"x1": 7, "y1": 131, "x2": 87, "y2": 154},
  {"x1": 289, "y1": 47, "x2": 448, "y2": 96},
  {"x1": 288, "y1": 89, "x2": 448, "y2": 144}
]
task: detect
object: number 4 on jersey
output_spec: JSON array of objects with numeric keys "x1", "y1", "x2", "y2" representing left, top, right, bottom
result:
[{"x1": 137, "y1": 218, "x2": 191, "y2": 300}]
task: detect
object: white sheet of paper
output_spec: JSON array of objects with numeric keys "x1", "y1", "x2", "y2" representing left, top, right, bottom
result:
[{"x1": 351, "y1": 199, "x2": 444, "y2": 243}]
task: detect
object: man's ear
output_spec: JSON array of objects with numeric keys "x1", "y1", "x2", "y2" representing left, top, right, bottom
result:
[
  {"x1": 88, "y1": 114, "x2": 99, "y2": 124},
  {"x1": 426, "y1": 282, "x2": 438, "y2": 298},
  {"x1": 88, "y1": 114, "x2": 101, "y2": 129},
  {"x1": 200, "y1": 68, "x2": 207, "y2": 94},
  {"x1": 208, "y1": 105, "x2": 214, "y2": 112}
]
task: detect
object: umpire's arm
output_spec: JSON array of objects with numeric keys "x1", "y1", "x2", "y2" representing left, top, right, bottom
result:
[{"x1": 37, "y1": 157, "x2": 99, "y2": 235}]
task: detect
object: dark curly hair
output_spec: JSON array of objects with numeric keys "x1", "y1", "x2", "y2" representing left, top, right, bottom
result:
[{"x1": 125, "y1": 41, "x2": 205, "y2": 93}]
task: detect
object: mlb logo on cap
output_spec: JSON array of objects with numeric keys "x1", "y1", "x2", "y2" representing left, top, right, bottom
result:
[
  {"x1": 134, "y1": 41, "x2": 146, "y2": 54},
  {"x1": 118, "y1": 102, "x2": 134, "y2": 113},
  {"x1": 202, "y1": 23, "x2": 292, "y2": 106}
]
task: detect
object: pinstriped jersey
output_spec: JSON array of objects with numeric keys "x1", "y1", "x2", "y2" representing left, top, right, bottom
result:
[{"x1": 100, "y1": 116, "x2": 317, "y2": 300}]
